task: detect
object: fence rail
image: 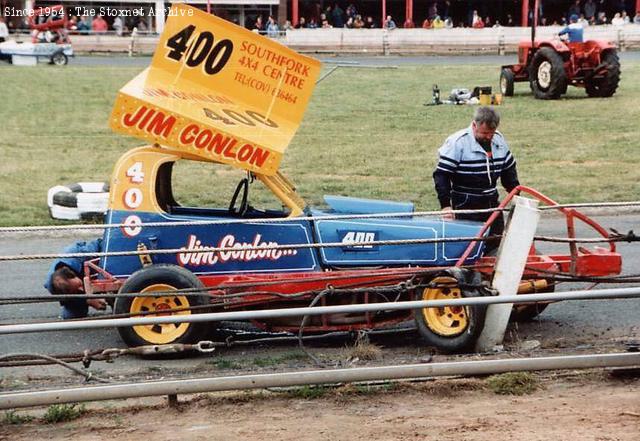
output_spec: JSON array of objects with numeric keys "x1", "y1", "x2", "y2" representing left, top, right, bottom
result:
[
  {"x1": 7, "y1": 24, "x2": 640, "y2": 55},
  {"x1": 2, "y1": 286, "x2": 640, "y2": 335},
  {"x1": 2, "y1": 352, "x2": 639, "y2": 409}
]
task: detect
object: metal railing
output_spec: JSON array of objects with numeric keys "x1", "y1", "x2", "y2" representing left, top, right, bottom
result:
[
  {"x1": 2, "y1": 352, "x2": 639, "y2": 409},
  {"x1": 7, "y1": 24, "x2": 640, "y2": 54},
  {"x1": 2, "y1": 286, "x2": 640, "y2": 335}
]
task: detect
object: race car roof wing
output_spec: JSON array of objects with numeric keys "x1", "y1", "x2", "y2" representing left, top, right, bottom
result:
[{"x1": 110, "y1": 4, "x2": 321, "y2": 176}]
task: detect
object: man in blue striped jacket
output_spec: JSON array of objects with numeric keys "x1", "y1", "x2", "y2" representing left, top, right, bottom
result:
[{"x1": 433, "y1": 107, "x2": 520, "y2": 246}]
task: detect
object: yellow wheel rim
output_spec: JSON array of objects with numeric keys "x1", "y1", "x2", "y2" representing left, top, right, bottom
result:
[
  {"x1": 130, "y1": 284, "x2": 192, "y2": 345},
  {"x1": 421, "y1": 277, "x2": 468, "y2": 337}
]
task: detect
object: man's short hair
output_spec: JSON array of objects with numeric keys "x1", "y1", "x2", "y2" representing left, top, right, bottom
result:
[
  {"x1": 51, "y1": 266, "x2": 79, "y2": 294},
  {"x1": 473, "y1": 106, "x2": 500, "y2": 129}
]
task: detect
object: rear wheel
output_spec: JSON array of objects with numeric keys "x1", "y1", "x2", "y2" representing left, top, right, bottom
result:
[
  {"x1": 483, "y1": 248, "x2": 554, "y2": 322},
  {"x1": 500, "y1": 68, "x2": 515, "y2": 96},
  {"x1": 511, "y1": 301, "x2": 550, "y2": 322},
  {"x1": 414, "y1": 275, "x2": 486, "y2": 353},
  {"x1": 510, "y1": 280, "x2": 553, "y2": 321},
  {"x1": 529, "y1": 47, "x2": 567, "y2": 100},
  {"x1": 585, "y1": 50, "x2": 620, "y2": 98},
  {"x1": 114, "y1": 264, "x2": 211, "y2": 347}
]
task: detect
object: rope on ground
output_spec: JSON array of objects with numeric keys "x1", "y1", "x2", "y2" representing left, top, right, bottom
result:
[
  {"x1": 0, "y1": 353, "x2": 111, "y2": 383},
  {"x1": 298, "y1": 288, "x2": 338, "y2": 368},
  {"x1": 0, "y1": 327, "x2": 420, "y2": 368},
  {"x1": 296, "y1": 281, "x2": 414, "y2": 368}
]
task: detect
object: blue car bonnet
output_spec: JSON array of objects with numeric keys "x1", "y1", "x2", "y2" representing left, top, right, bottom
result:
[{"x1": 323, "y1": 195, "x2": 414, "y2": 214}]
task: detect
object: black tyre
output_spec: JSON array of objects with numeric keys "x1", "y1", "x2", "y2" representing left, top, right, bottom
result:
[
  {"x1": 510, "y1": 301, "x2": 550, "y2": 322},
  {"x1": 52, "y1": 192, "x2": 77, "y2": 207},
  {"x1": 414, "y1": 272, "x2": 486, "y2": 354},
  {"x1": 500, "y1": 68, "x2": 515, "y2": 96},
  {"x1": 585, "y1": 50, "x2": 620, "y2": 98},
  {"x1": 50, "y1": 51, "x2": 68, "y2": 66},
  {"x1": 482, "y1": 248, "x2": 553, "y2": 322},
  {"x1": 529, "y1": 47, "x2": 567, "y2": 100},
  {"x1": 114, "y1": 264, "x2": 211, "y2": 347}
]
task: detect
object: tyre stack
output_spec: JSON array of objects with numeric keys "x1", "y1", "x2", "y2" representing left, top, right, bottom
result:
[{"x1": 47, "y1": 182, "x2": 110, "y2": 221}]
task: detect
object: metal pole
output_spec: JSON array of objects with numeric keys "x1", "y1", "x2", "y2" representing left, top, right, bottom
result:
[
  {"x1": 382, "y1": 0, "x2": 387, "y2": 27},
  {"x1": 1, "y1": 353, "x2": 639, "y2": 409},
  {"x1": 292, "y1": 0, "x2": 298, "y2": 26},
  {"x1": 2, "y1": 287, "x2": 640, "y2": 335},
  {"x1": 521, "y1": 0, "x2": 529, "y2": 27},
  {"x1": 531, "y1": 0, "x2": 539, "y2": 45}
]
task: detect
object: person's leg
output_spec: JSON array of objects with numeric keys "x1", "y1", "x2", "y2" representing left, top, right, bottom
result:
[{"x1": 452, "y1": 191, "x2": 503, "y2": 253}]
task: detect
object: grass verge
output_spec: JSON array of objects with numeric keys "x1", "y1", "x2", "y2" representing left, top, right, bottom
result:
[
  {"x1": 486, "y1": 372, "x2": 540, "y2": 395},
  {"x1": 42, "y1": 403, "x2": 87, "y2": 424},
  {"x1": 1, "y1": 59, "x2": 638, "y2": 226}
]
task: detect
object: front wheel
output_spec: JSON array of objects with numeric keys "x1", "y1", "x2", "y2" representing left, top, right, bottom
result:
[
  {"x1": 510, "y1": 279, "x2": 554, "y2": 321},
  {"x1": 414, "y1": 275, "x2": 486, "y2": 353},
  {"x1": 500, "y1": 68, "x2": 515, "y2": 96},
  {"x1": 114, "y1": 264, "x2": 211, "y2": 347},
  {"x1": 50, "y1": 51, "x2": 68, "y2": 66}
]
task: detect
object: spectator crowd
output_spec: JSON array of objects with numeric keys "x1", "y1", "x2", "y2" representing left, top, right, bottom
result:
[{"x1": 273, "y1": 0, "x2": 640, "y2": 32}]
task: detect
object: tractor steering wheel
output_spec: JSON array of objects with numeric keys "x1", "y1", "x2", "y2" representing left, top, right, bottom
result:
[{"x1": 228, "y1": 178, "x2": 249, "y2": 217}]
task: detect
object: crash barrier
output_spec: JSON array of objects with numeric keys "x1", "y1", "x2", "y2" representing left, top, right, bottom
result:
[
  {"x1": 8, "y1": 25, "x2": 640, "y2": 55},
  {"x1": 0, "y1": 200, "x2": 637, "y2": 264},
  {"x1": 0, "y1": 200, "x2": 636, "y2": 325},
  {"x1": 2, "y1": 286, "x2": 640, "y2": 334},
  {"x1": 1, "y1": 201, "x2": 637, "y2": 408},
  {"x1": 1, "y1": 200, "x2": 639, "y2": 234},
  {"x1": 1, "y1": 352, "x2": 639, "y2": 409},
  {"x1": 0, "y1": 230, "x2": 632, "y2": 263}
]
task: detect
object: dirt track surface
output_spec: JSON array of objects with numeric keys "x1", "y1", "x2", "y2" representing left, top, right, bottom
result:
[{"x1": 2, "y1": 375, "x2": 639, "y2": 441}]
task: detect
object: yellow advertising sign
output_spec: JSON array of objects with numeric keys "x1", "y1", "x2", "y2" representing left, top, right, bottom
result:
[{"x1": 110, "y1": 4, "x2": 322, "y2": 175}]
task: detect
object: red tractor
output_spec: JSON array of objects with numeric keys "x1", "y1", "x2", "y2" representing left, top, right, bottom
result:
[{"x1": 500, "y1": 1, "x2": 620, "y2": 99}]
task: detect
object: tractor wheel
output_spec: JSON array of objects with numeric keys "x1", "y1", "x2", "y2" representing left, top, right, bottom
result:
[
  {"x1": 50, "y1": 51, "x2": 68, "y2": 66},
  {"x1": 585, "y1": 50, "x2": 620, "y2": 98},
  {"x1": 114, "y1": 264, "x2": 211, "y2": 348},
  {"x1": 414, "y1": 276, "x2": 486, "y2": 353},
  {"x1": 500, "y1": 68, "x2": 515, "y2": 97},
  {"x1": 529, "y1": 47, "x2": 567, "y2": 100}
]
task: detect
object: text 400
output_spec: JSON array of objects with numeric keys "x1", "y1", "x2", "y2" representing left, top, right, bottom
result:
[{"x1": 166, "y1": 25, "x2": 233, "y2": 75}]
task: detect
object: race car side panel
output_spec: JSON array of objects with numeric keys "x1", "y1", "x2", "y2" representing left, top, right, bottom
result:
[
  {"x1": 314, "y1": 217, "x2": 485, "y2": 266},
  {"x1": 101, "y1": 210, "x2": 319, "y2": 278}
]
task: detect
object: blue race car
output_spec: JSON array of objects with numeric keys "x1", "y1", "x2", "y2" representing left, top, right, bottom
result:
[{"x1": 88, "y1": 145, "x2": 491, "y2": 353}]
